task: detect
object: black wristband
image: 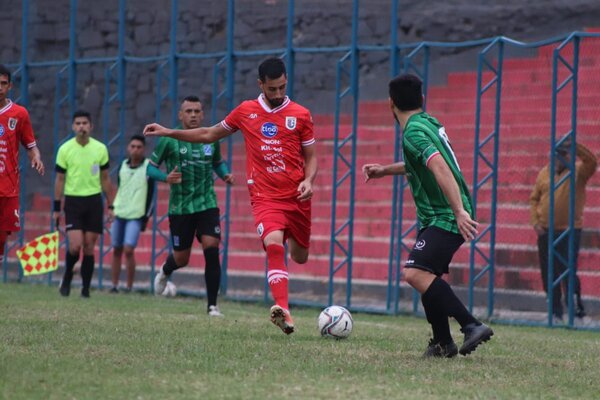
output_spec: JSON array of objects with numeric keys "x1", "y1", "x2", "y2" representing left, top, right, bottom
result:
[{"x1": 53, "y1": 200, "x2": 61, "y2": 212}]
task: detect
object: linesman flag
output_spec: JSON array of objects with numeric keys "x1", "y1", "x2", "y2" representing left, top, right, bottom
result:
[{"x1": 16, "y1": 232, "x2": 59, "y2": 276}]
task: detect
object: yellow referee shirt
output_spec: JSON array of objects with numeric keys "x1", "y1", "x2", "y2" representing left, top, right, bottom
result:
[{"x1": 55, "y1": 137, "x2": 109, "y2": 196}]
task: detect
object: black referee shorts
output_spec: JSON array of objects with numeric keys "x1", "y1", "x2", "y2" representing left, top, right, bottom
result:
[
  {"x1": 64, "y1": 194, "x2": 104, "y2": 234},
  {"x1": 168, "y1": 208, "x2": 221, "y2": 251},
  {"x1": 404, "y1": 226, "x2": 464, "y2": 277}
]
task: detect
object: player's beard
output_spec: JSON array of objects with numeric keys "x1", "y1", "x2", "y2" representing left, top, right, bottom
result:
[{"x1": 267, "y1": 96, "x2": 284, "y2": 108}]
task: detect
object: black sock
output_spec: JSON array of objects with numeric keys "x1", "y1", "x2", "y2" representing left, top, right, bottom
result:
[
  {"x1": 162, "y1": 254, "x2": 183, "y2": 275},
  {"x1": 204, "y1": 247, "x2": 221, "y2": 307},
  {"x1": 63, "y1": 251, "x2": 79, "y2": 284},
  {"x1": 80, "y1": 255, "x2": 94, "y2": 290},
  {"x1": 421, "y1": 289, "x2": 452, "y2": 344},
  {"x1": 426, "y1": 277, "x2": 478, "y2": 328}
]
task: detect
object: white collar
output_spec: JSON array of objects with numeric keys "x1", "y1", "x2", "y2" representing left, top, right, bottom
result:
[
  {"x1": 0, "y1": 100, "x2": 13, "y2": 115},
  {"x1": 258, "y1": 94, "x2": 290, "y2": 113}
]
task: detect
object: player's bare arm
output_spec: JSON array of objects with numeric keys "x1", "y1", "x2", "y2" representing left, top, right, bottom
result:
[
  {"x1": 298, "y1": 144, "x2": 317, "y2": 201},
  {"x1": 427, "y1": 155, "x2": 478, "y2": 241},
  {"x1": 53, "y1": 172, "x2": 65, "y2": 222},
  {"x1": 26, "y1": 146, "x2": 45, "y2": 175},
  {"x1": 101, "y1": 169, "x2": 115, "y2": 222},
  {"x1": 143, "y1": 122, "x2": 231, "y2": 144},
  {"x1": 362, "y1": 162, "x2": 405, "y2": 182}
]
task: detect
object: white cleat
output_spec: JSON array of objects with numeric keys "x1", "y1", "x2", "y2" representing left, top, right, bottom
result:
[
  {"x1": 208, "y1": 305, "x2": 224, "y2": 317},
  {"x1": 154, "y1": 268, "x2": 168, "y2": 295}
]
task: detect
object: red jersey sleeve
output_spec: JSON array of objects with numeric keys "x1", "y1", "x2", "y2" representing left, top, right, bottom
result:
[
  {"x1": 19, "y1": 108, "x2": 36, "y2": 149},
  {"x1": 221, "y1": 103, "x2": 245, "y2": 133},
  {"x1": 300, "y1": 110, "x2": 315, "y2": 147}
]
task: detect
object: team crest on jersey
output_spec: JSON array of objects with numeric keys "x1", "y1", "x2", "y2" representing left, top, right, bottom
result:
[
  {"x1": 8, "y1": 118, "x2": 17, "y2": 131},
  {"x1": 203, "y1": 144, "x2": 213, "y2": 156},
  {"x1": 285, "y1": 116, "x2": 297, "y2": 130},
  {"x1": 261, "y1": 122, "x2": 278, "y2": 138},
  {"x1": 180, "y1": 147, "x2": 188, "y2": 154},
  {"x1": 0, "y1": 124, "x2": 4, "y2": 137}
]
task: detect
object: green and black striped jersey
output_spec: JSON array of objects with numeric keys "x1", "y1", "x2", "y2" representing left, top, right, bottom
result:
[
  {"x1": 402, "y1": 112, "x2": 474, "y2": 234},
  {"x1": 150, "y1": 136, "x2": 226, "y2": 215}
]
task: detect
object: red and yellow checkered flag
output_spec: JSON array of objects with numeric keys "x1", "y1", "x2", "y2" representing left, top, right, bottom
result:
[{"x1": 16, "y1": 232, "x2": 59, "y2": 276}]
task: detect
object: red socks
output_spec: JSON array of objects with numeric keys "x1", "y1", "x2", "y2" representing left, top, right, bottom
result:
[{"x1": 266, "y1": 244, "x2": 289, "y2": 310}]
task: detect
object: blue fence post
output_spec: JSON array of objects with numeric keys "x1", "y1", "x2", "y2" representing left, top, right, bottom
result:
[
  {"x1": 286, "y1": 0, "x2": 295, "y2": 97},
  {"x1": 468, "y1": 38, "x2": 503, "y2": 318}
]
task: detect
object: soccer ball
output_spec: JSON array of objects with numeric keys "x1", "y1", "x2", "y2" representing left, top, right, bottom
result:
[
  {"x1": 318, "y1": 305, "x2": 353, "y2": 339},
  {"x1": 162, "y1": 281, "x2": 177, "y2": 297}
]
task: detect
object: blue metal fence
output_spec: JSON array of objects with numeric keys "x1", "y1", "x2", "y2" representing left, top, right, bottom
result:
[{"x1": 3, "y1": 0, "x2": 600, "y2": 330}]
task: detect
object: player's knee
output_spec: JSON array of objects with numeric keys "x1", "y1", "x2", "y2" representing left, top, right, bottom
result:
[
  {"x1": 403, "y1": 268, "x2": 419, "y2": 287},
  {"x1": 113, "y1": 247, "x2": 123, "y2": 257},
  {"x1": 123, "y1": 246, "x2": 135, "y2": 258},
  {"x1": 173, "y1": 253, "x2": 190, "y2": 267},
  {"x1": 291, "y1": 251, "x2": 308, "y2": 264}
]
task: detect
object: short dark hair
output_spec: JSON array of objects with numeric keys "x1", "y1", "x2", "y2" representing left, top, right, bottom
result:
[
  {"x1": 130, "y1": 134, "x2": 145, "y2": 145},
  {"x1": 0, "y1": 65, "x2": 11, "y2": 82},
  {"x1": 388, "y1": 73, "x2": 423, "y2": 112},
  {"x1": 72, "y1": 110, "x2": 92, "y2": 123},
  {"x1": 182, "y1": 95, "x2": 201, "y2": 103},
  {"x1": 258, "y1": 57, "x2": 286, "y2": 82}
]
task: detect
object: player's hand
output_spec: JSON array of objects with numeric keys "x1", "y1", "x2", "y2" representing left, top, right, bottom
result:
[
  {"x1": 31, "y1": 157, "x2": 45, "y2": 175},
  {"x1": 166, "y1": 166, "x2": 182, "y2": 184},
  {"x1": 297, "y1": 180, "x2": 313, "y2": 201},
  {"x1": 143, "y1": 123, "x2": 169, "y2": 137},
  {"x1": 362, "y1": 163, "x2": 386, "y2": 182},
  {"x1": 223, "y1": 174, "x2": 234, "y2": 185},
  {"x1": 534, "y1": 224, "x2": 546, "y2": 235},
  {"x1": 106, "y1": 209, "x2": 115, "y2": 224},
  {"x1": 455, "y1": 209, "x2": 479, "y2": 241}
]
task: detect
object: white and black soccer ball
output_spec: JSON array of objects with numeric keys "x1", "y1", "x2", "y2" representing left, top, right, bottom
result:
[
  {"x1": 318, "y1": 305, "x2": 353, "y2": 339},
  {"x1": 162, "y1": 281, "x2": 177, "y2": 297}
]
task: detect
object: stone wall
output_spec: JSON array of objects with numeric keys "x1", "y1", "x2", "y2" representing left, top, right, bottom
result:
[{"x1": 1, "y1": 0, "x2": 599, "y2": 196}]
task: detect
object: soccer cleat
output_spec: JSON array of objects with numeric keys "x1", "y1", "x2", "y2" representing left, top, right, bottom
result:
[
  {"x1": 154, "y1": 267, "x2": 168, "y2": 295},
  {"x1": 208, "y1": 305, "x2": 224, "y2": 317},
  {"x1": 422, "y1": 339, "x2": 458, "y2": 358},
  {"x1": 59, "y1": 279, "x2": 71, "y2": 297},
  {"x1": 270, "y1": 305, "x2": 295, "y2": 335},
  {"x1": 81, "y1": 288, "x2": 90, "y2": 298},
  {"x1": 459, "y1": 323, "x2": 493, "y2": 356},
  {"x1": 109, "y1": 287, "x2": 119, "y2": 294}
]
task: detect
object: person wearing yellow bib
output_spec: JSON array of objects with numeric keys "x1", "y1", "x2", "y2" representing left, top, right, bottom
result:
[
  {"x1": 54, "y1": 110, "x2": 114, "y2": 298},
  {"x1": 109, "y1": 135, "x2": 155, "y2": 293}
]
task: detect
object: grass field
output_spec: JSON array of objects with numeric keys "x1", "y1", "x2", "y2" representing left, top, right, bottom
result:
[{"x1": 1, "y1": 283, "x2": 599, "y2": 400}]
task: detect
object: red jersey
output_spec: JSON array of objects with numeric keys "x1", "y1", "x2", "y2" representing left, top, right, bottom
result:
[
  {"x1": 0, "y1": 100, "x2": 37, "y2": 197},
  {"x1": 221, "y1": 95, "x2": 315, "y2": 200}
]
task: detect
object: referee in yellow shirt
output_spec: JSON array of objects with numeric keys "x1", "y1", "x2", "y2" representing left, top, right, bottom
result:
[{"x1": 53, "y1": 110, "x2": 114, "y2": 298}]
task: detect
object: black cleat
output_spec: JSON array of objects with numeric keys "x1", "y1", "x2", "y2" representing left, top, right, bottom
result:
[
  {"x1": 109, "y1": 287, "x2": 119, "y2": 294},
  {"x1": 459, "y1": 323, "x2": 493, "y2": 356},
  {"x1": 423, "y1": 339, "x2": 458, "y2": 358},
  {"x1": 81, "y1": 288, "x2": 90, "y2": 298},
  {"x1": 59, "y1": 279, "x2": 71, "y2": 297}
]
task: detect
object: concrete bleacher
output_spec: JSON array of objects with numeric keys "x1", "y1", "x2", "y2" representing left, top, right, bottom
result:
[{"x1": 16, "y1": 35, "x2": 600, "y2": 303}]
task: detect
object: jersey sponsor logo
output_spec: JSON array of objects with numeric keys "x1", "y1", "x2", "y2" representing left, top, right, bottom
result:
[
  {"x1": 260, "y1": 122, "x2": 278, "y2": 138},
  {"x1": 203, "y1": 145, "x2": 213, "y2": 156},
  {"x1": 0, "y1": 124, "x2": 4, "y2": 137},
  {"x1": 249, "y1": 113, "x2": 257, "y2": 119},
  {"x1": 257, "y1": 222, "x2": 264, "y2": 237},
  {"x1": 179, "y1": 147, "x2": 188, "y2": 154},
  {"x1": 415, "y1": 240, "x2": 426, "y2": 250},
  {"x1": 0, "y1": 154, "x2": 5, "y2": 173},
  {"x1": 91, "y1": 164, "x2": 99, "y2": 176},
  {"x1": 8, "y1": 118, "x2": 17, "y2": 131},
  {"x1": 173, "y1": 235, "x2": 180, "y2": 247},
  {"x1": 285, "y1": 116, "x2": 297, "y2": 130}
]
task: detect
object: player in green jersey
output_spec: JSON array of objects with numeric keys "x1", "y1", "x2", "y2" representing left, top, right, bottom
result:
[
  {"x1": 148, "y1": 96, "x2": 233, "y2": 316},
  {"x1": 362, "y1": 74, "x2": 493, "y2": 357}
]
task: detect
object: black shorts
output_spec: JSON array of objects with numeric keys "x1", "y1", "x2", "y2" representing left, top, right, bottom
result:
[
  {"x1": 64, "y1": 194, "x2": 104, "y2": 234},
  {"x1": 168, "y1": 208, "x2": 221, "y2": 251},
  {"x1": 404, "y1": 226, "x2": 464, "y2": 277}
]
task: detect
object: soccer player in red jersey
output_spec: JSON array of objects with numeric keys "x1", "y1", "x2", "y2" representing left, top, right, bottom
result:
[
  {"x1": 0, "y1": 64, "x2": 45, "y2": 265},
  {"x1": 144, "y1": 58, "x2": 317, "y2": 335}
]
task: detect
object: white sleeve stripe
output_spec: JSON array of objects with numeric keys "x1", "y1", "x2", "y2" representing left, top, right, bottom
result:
[
  {"x1": 426, "y1": 151, "x2": 441, "y2": 167},
  {"x1": 220, "y1": 120, "x2": 234, "y2": 132},
  {"x1": 26, "y1": 142, "x2": 37, "y2": 149},
  {"x1": 301, "y1": 138, "x2": 316, "y2": 146}
]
